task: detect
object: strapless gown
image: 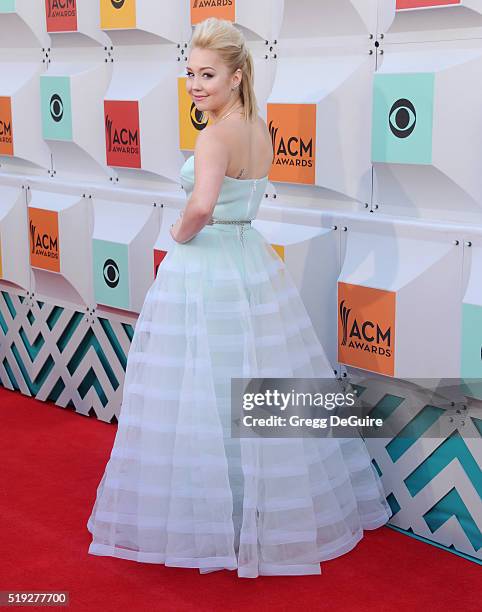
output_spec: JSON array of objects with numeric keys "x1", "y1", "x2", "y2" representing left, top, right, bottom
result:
[{"x1": 86, "y1": 154, "x2": 392, "y2": 578}]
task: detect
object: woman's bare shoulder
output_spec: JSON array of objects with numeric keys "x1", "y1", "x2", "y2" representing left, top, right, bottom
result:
[{"x1": 197, "y1": 114, "x2": 272, "y2": 165}]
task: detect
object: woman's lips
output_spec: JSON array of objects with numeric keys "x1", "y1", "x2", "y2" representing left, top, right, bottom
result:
[{"x1": 193, "y1": 95, "x2": 207, "y2": 101}]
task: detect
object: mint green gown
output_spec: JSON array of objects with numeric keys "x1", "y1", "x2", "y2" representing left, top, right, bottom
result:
[{"x1": 87, "y1": 154, "x2": 392, "y2": 578}]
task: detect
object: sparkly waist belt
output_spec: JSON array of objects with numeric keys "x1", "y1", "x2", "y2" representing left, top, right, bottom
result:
[
  {"x1": 206, "y1": 218, "x2": 252, "y2": 245},
  {"x1": 206, "y1": 218, "x2": 252, "y2": 226}
]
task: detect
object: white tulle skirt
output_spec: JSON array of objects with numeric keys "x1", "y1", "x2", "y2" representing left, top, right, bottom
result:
[{"x1": 86, "y1": 224, "x2": 392, "y2": 578}]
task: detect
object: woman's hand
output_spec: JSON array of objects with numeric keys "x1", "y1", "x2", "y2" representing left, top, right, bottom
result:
[{"x1": 169, "y1": 206, "x2": 211, "y2": 243}]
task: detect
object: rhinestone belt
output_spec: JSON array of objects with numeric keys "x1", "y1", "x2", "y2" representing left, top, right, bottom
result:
[{"x1": 207, "y1": 218, "x2": 252, "y2": 246}]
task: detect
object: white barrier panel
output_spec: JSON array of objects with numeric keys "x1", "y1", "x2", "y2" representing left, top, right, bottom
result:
[
  {"x1": 104, "y1": 58, "x2": 185, "y2": 183},
  {"x1": 45, "y1": 0, "x2": 106, "y2": 45},
  {"x1": 372, "y1": 47, "x2": 482, "y2": 224},
  {"x1": 92, "y1": 199, "x2": 159, "y2": 313},
  {"x1": 387, "y1": 0, "x2": 482, "y2": 43},
  {"x1": 231, "y1": 0, "x2": 283, "y2": 41},
  {"x1": 27, "y1": 190, "x2": 93, "y2": 306},
  {"x1": 337, "y1": 218, "x2": 462, "y2": 378},
  {"x1": 0, "y1": 185, "x2": 30, "y2": 289},
  {"x1": 267, "y1": 54, "x2": 374, "y2": 205},
  {"x1": 0, "y1": 0, "x2": 49, "y2": 49},
  {"x1": 461, "y1": 234, "x2": 482, "y2": 399},
  {"x1": 0, "y1": 63, "x2": 52, "y2": 173},
  {"x1": 279, "y1": 0, "x2": 378, "y2": 40},
  {"x1": 100, "y1": 0, "x2": 191, "y2": 43},
  {"x1": 40, "y1": 63, "x2": 112, "y2": 181}
]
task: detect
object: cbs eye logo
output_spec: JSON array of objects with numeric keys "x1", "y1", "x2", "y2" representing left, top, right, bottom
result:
[
  {"x1": 190, "y1": 102, "x2": 209, "y2": 131},
  {"x1": 389, "y1": 98, "x2": 416, "y2": 139},
  {"x1": 103, "y1": 258, "x2": 120, "y2": 288},
  {"x1": 111, "y1": 0, "x2": 125, "y2": 8},
  {"x1": 50, "y1": 94, "x2": 64, "y2": 123}
]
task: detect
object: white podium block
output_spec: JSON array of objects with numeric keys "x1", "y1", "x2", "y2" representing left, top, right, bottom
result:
[
  {"x1": 372, "y1": 48, "x2": 482, "y2": 223},
  {"x1": 92, "y1": 199, "x2": 159, "y2": 313},
  {"x1": 45, "y1": 0, "x2": 108, "y2": 45},
  {"x1": 0, "y1": 63, "x2": 52, "y2": 172},
  {"x1": 387, "y1": 0, "x2": 482, "y2": 42},
  {"x1": 253, "y1": 219, "x2": 339, "y2": 366},
  {"x1": 209, "y1": 0, "x2": 284, "y2": 42},
  {"x1": 267, "y1": 54, "x2": 374, "y2": 204},
  {"x1": 27, "y1": 190, "x2": 93, "y2": 306},
  {"x1": 279, "y1": 0, "x2": 378, "y2": 40},
  {"x1": 0, "y1": 0, "x2": 49, "y2": 49},
  {"x1": 461, "y1": 234, "x2": 482, "y2": 399},
  {"x1": 0, "y1": 185, "x2": 30, "y2": 290},
  {"x1": 337, "y1": 218, "x2": 462, "y2": 378},
  {"x1": 104, "y1": 60, "x2": 185, "y2": 182},
  {"x1": 40, "y1": 62, "x2": 112, "y2": 181},
  {"x1": 100, "y1": 0, "x2": 191, "y2": 43}
]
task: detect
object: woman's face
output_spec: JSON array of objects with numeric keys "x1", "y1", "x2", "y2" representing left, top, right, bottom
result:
[{"x1": 186, "y1": 47, "x2": 241, "y2": 113}]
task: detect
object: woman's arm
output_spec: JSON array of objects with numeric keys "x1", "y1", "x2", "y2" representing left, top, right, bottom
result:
[{"x1": 171, "y1": 129, "x2": 229, "y2": 244}]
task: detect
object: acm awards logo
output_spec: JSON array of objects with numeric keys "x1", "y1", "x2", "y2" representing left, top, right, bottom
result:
[
  {"x1": 190, "y1": 102, "x2": 209, "y2": 131},
  {"x1": 389, "y1": 99, "x2": 416, "y2": 139},
  {"x1": 103, "y1": 258, "x2": 120, "y2": 288},
  {"x1": 105, "y1": 115, "x2": 139, "y2": 154},
  {"x1": 269, "y1": 120, "x2": 313, "y2": 169},
  {"x1": 29, "y1": 220, "x2": 59, "y2": 260},
  {"x1": 111, "y1": 0, "x2": 126, "y2": 8},
  {"x1": 339, "y1": 300, "x2": 392, "y2": 357},
  {"x1": 0, "y1": 117, "x2": 12, "y2": 145},
  {"x1": 47, "y1": 0, "x2": 77, "y2": 18},
  {"x1": 192, "y1": 0, "x2": 233, "y2": 6},
  {"x1": 50, "y1": 94, "x2": 63, "y2": 122}
]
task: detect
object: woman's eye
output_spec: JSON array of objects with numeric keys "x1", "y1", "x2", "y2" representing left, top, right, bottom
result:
[{"x1": 185, "y1": 72, "x2": 212, "y2": 78}]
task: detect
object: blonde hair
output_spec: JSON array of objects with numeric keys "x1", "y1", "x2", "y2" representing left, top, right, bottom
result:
[{"x1": 189, "y1": 17, "x2": 258, "y2": 122}]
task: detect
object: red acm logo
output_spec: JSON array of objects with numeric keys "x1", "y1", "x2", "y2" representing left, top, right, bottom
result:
[
  {"x1": 104, "y1": 100, "x2": 141, "y2": 168},
  {"x1": 45, "y1": 0, "x2": 78, "y2": 32},
  {"x1": 396, "y1": 0, "x2": 460, "y2": 8}
]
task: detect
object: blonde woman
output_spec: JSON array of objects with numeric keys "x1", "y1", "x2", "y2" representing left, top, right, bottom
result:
[{"x1": 87, "y1": 17, "x2": 392, "y2": 578}]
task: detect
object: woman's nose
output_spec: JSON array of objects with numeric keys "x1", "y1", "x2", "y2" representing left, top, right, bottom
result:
[{"x1": 192, "y1": 76, "x2": 203, "y2": 90}]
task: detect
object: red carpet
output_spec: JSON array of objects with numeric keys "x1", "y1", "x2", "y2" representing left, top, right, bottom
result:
[{"x1": 0, "y1": 386, "x2": 480, "y2": 611}]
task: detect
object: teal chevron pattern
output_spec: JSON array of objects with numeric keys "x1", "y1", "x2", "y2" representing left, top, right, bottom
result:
[
  {"x1": 358, "y1": 379, "x2": 482, "y2": 563},
  {"x1": 0, "y1": 289, "x2": 135, "y2": 422}
]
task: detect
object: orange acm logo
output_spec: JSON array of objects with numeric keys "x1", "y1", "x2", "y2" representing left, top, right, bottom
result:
[
  {"x1": 190, "y1": 0, "x2": 235, "y2": 25},
  {"x1": 0, "y1": 97, "x2": 13, "y2": 156},
  {"x1": 338, "y1": 282, "x2": 395, "y2": 376},
  {"x1": 267, "y1": 103, "x2": 316, "y2": 184},
  {"x1": 28, "y1": 208, "x2": 60, "y2": 273}
]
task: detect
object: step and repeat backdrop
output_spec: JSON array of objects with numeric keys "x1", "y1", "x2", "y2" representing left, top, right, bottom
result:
[{"x1": 0, "y1": 0, "x2": 481, "y2": 563}]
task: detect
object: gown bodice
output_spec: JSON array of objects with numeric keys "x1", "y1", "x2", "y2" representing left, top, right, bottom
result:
[{"x1": 180, "y1": 154, "x2": 269, "y2": 221}]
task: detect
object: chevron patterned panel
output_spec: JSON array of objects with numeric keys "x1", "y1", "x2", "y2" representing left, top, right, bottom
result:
[
  {"x1": 0, "y1": 287, "x2": 135, "y2": 423},
  {"x1": 359, "y1": 377, "x2": 482, "y2": 563}
]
